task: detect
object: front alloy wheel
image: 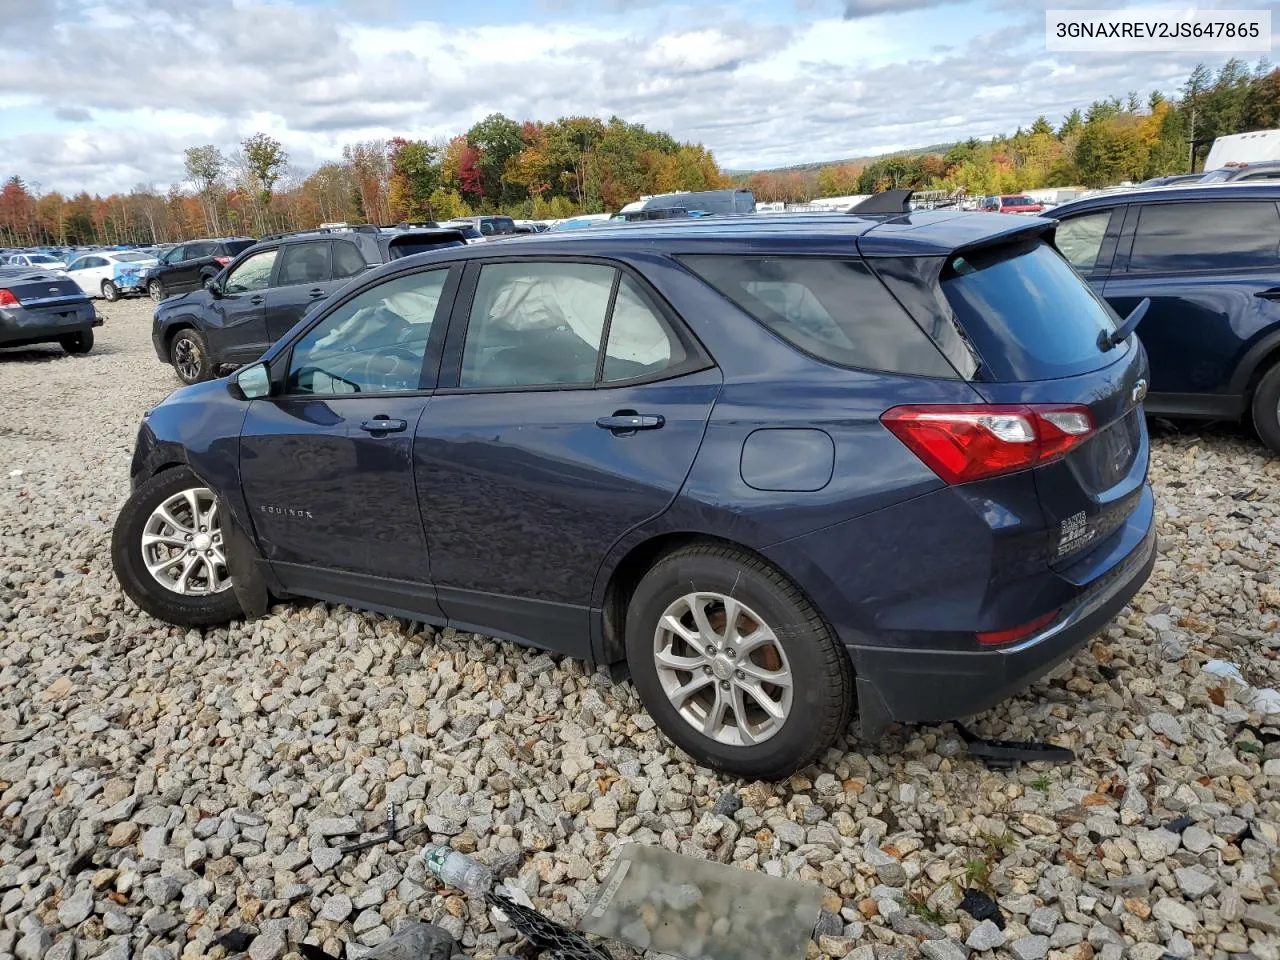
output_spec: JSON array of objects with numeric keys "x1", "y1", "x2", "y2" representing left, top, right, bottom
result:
[
  {"x1": 148, "y1": 279, "x2": 165, "y2": 302},
  {"x1": 111, "y1": 467, "x2": 244, "y2": 627},
  {"x1": 141, "y1": 488, "x2": 230, "y2": 596}
]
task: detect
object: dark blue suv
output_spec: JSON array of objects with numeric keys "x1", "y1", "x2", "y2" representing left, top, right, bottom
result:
[
  {"x1": 1051, "y1": 182, "x2": 1280, "y2": 453},
  {"x1": 111, "y1": 210, "x2": 1156, "y2": 778}
]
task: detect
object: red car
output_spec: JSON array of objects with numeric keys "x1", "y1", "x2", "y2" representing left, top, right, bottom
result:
[{"x1": 980, "y1": 195, "x2": 1045, "y2": 214}]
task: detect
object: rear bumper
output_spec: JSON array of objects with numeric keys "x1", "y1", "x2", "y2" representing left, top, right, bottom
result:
[
  {"x1": 849, "y1": 483, "x2": 1156, "y2": 736},
  {"x1": 0, "y1": 305, "x2": 100, "y2": 346}
]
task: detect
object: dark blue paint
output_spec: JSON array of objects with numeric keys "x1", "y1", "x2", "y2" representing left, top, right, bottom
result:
[
  {"x1": 1051, "y1": 183, "x2": 1280, "y2": 419},
  {"x1": 128, "y1": 212, "x2": 1155, "y2": 733}
]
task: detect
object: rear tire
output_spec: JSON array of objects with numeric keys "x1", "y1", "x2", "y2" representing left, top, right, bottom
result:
[
  {"x1": 1251, "y1": 363, "x2": 1280, "y2": 455},
  {"x1": 101, "y1": 280, "x2": 120, "y2": 302},
  {"x1": 148, "y1": 279, "x2": 165, "y2": 302},
  {"x1": 170, "y1": 327, "x2": 212, "y2": 384},
  {"x1": 111, "y1": 467, "x2": 244, "y2": 627},
  {"x1": 624, "y1": 544, "x2": 854, "y2": 780},
  {"x1": 60, "y1": 330, "x2": 93, "y2": 354}
]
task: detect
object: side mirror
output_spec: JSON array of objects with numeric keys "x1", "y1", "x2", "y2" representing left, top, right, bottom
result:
[{"x1": 232, "y1": 362, "x2": 271, "y2": 400}]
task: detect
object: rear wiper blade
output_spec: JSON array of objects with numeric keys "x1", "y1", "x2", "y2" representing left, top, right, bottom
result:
[{"x1": 1098, "y1": 297, "x2": 1150, "y2": 352}]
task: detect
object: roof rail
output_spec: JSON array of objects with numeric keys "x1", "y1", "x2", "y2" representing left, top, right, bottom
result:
[
  {"x1": 849, "y1": 189, "x2": 914, "y2": 215},
  {"x1": 258, "y1": 224, "x2": 382, "y2": 242}
]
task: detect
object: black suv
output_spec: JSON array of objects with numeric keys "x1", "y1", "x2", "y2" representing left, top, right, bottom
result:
[
  {"x1": 1051, "y1": 181, "x2": 1280, "y2": 452},
  {"x1": 145, "y1": 238, "x2": 257, "y2": 301},
  {"x1": 152, "y1": 227, "x2": 466, "y2": 383}
]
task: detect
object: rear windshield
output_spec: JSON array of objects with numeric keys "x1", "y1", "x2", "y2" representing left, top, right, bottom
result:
[
  {"x1": 226, "y1": 239, "x2": 256, "y2": 255},
  {"x1": 941, "y1": 239, "x2": 1122, "y2": 381}
]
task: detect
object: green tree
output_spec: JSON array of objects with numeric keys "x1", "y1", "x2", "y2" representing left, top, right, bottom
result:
[
  {"x1": 466, "y1": 113, "x2": 527, "y2": 207},
  {"x1": 387, "y1": 138, "x2": 440, "y2": 221},
  {"x1": 1058, "y1": 109, "x2": 1083, "y2": 140},
  {"x1": 241, "y1": 133, "x2": 287, "y2": 232},
  {"x1": 1029, "y1": 116, "x2": 1054, "y2": 137}
]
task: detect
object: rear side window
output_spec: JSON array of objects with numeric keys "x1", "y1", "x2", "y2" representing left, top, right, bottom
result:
[
  {"x1": 1128, "y1": 201, "x2": 1280, "y2": 272},
  {"x1": 331, "y1": 241, "x2": 367, "y2": 279},
  {"x1": 1055, "y1": 210, "x2": 1113, "y2": 272},
  {"x1": 941, "y1": 239, "x2": 1120, "y2": 381},
  {"x1": 276, "y1": 243, "x2": 332, "y2": 286},
  {"x1": 681, "y1": 255, "x2": 956, "y2": 378}
]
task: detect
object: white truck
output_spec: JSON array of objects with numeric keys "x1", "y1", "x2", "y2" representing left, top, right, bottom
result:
[{"x1": 1203, "y1": 129, "x2": 1280, "y2": 171}]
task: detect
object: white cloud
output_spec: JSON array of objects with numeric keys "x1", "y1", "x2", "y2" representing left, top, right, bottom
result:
[{"x1": 0, "y1": 0, "x2": 1264, "y2": 194}]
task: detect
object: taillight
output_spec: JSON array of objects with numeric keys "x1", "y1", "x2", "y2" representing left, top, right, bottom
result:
[
  {"x1": 0, "y1": 288, "x2": 18, "y2": 307},
  {"x1": 881, "y1": 404, "x2": 1095, "y2": 484},
  {"x1": 977, "y1": 608, "x2": 1061, "y2": 646},
  {"x1": 213, "y1": 256, "x2": 231, "y2": 266}
]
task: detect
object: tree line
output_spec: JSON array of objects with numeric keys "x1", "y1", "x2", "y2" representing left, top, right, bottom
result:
[
  {"x1": 0, "y1": 115, "x2": 727, "y2": 247},
  {"x1": 2, "y1": 60, "x2": 1279, "y2": 248},
  {"x1": 739, "y1": 58, "x2": 1279, "y2": 200}
]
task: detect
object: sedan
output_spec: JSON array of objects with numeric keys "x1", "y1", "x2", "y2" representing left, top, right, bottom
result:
[{"x1": 65, "y1": 250, "x2": 159, "y2": 301}]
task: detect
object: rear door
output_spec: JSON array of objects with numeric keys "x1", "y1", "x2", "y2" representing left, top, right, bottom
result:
[
  {"x1": 934, "y1": 237, "x2": 1149, "y2": 568},
  {"x1": 172, "y1": 242, "x2": 212, "y2": 292},
  {"x1": 1101, "y1": 198, "x2": 1280, "y2": 408},
  {"x1": 263, "y1": 240, "x2": 335, "y2": 342},
  {"x1": 415, "y1": 258, "x2": 721, "y2": 654}
]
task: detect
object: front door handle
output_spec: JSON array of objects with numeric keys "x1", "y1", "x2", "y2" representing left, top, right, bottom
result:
[
  {"x1": 596, "y1": 412, "x2": 665, "y2": 433},
  {"x1": 249, "y1": 295, "x2": 265, "y2": 305},
  {"x1": 308, "y1": 288, "x2": 326, "y2": 298},
  {"x1": 360, "y1": 417, "x2": 408, "y2": 434},
  {"x1": 1255, "y1": 287, "x2": 1280, "y2": 300}
]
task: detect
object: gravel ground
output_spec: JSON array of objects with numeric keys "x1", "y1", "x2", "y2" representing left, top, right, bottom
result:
[{"x1": 2, "y1": 297, "x2": 1279, "y2": 960}]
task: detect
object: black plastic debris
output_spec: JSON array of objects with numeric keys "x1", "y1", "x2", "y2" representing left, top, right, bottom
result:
[
  {"x1": 217, "y1": 928, "x2": 255, "y2": 952},
  {"x1": 954, "y1": 723, "x2": 1074, "y2": 771},
  {"x1": 335, "y1": 803, "x2": 428, "y2": 862},
  {"x1": 712, "y1": 788, "x2": 743, "y2": 818},
  {"x1": 958, "y1": 888, "x2": 1005, "y2": 929},
  {"x1": 1163, "y1": 815, "x2": 1194, "y2": 833},
  {"x1": 487, "y1": 889, "x2": 613, "y2": 960}
]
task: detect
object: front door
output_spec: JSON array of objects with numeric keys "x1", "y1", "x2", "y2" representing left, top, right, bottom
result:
[
  {"x1": 416, "y1": 260, "x2": 721, "y2": 654},
  {"x1": 1102, "y1": 198, "x2": 1280, "y2": 408},
  {"x1": 204, "y1": 247, "x2": 278, "y2": 364},
  {"x1": 238, "y1": 264, "x2": 458, "y2": 615}
]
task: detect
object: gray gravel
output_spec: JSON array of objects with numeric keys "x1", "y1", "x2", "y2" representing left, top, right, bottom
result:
[{"x1": 1, "y1": 298, "x2": 1279, "y2": 960}]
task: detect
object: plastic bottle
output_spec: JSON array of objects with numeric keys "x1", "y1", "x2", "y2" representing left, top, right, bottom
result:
[{"x1": 420, "y1": 843, "x2": 493, "y2": 897}]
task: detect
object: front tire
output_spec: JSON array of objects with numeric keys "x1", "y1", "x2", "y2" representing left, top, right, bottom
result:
[
  {"x1": 1251, "y1": 363, "x2": 1280, "y2": 455},
  {"x1": 101, "y1": 280, "x2": 120, "y2": 302},
  {"x1": 111, "y1": 467, "x2": 243, "y2": 627},
  {"x1": 624, "y1": 544, "x2": 854, "y2": 780},
  {"x1": 60, "y1": 330, "x2": 93, "y2": 354},
  {"x1": 170, "y1": 327, "x2": 212, "y2": 384},
  {"x1": 148, "y1": 279, "x2": 165, "y2": 302}
]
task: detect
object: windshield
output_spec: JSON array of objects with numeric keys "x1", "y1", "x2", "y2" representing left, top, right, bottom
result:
[
  {"x1": 1003, "y1": 196, "x2": 1035, "y2": 206},
  {"x1": 113, "y1": 252, "x2": 153, "y2": 262},
  {"x1": 28, "y1": 254, "x2": 61, "y2": 264},
  {"x1": 941, "y1": 239, "x2": 1122, "y2": 381}
]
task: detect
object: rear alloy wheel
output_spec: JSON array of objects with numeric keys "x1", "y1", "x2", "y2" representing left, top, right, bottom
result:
[
  {"x1": 1251, "y1": 362, "x2": 1280, "y2": 455},
  {"x1": 148, "y1": 279, "x2": 165, "y2": 302},
  {"x1": 59, "y1": 330, "x2": 93, "y2": 354},
  {"x1": 625, "y1": 545, "x2": 854, "y2": 779},
  {"x1": 170, "y1": 328, "x2": 212, "y2": 384},
  {"x1": 111, "y1": 467, "x2": 243, "y2": 627},
  {"x1": 101, "y1": 280, "x2": 120, "y2": 302}
]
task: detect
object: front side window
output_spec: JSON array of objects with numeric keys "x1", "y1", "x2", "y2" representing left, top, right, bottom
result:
[
  {"x1": 224, "y1": 249, "x2": 278, "y2": 293},
  {"x1": 287, "y1": 269, "x2": 450, "y2": 395},
  {"x1": 276, "y1": 243, "x2": 331, "y2": 286},
  {"x1": 1128, "y1": 201, "x2": 1280, "y2": 272},
  {"x1": 681, "y1": 255, "x2": 955, "y2": 378},
  {"x1": 163, "y1": 247, "x2": 185, "y2": 264},
  {"x1": 1055, "y1": 210, "x2": 1113, "y2": 273}
]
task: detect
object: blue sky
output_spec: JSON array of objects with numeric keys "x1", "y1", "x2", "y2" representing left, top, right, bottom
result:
[{"x1": 0, "y1": 0, "x2": 1273, "y2": 194}]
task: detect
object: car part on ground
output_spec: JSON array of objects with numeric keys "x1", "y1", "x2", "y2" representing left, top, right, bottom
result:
[{"x1": 116, "y1": 209, "x2": 1154, "y2": 779}]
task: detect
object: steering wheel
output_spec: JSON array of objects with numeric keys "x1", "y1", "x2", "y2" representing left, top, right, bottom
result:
[{"x1": 355, "y1": 344, "x2": 423, "y2": 389}]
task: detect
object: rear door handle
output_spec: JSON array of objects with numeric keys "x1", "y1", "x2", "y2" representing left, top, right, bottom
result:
[
  {"x1": 249, "y1": 295, "x2": 265, "y2": 305},
  {"x1": 308, "y1": 288, "x2": 326, "y2": 298},
  {"x1": 360, "y1": 418, "x2": 407, "y2": 433},
  {"x1": 596, "y1": 413, "x2": 664, "y2": 433},
  {"x1": 1255, "y1": 287, "x2": 1280, "y2": 300}
]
